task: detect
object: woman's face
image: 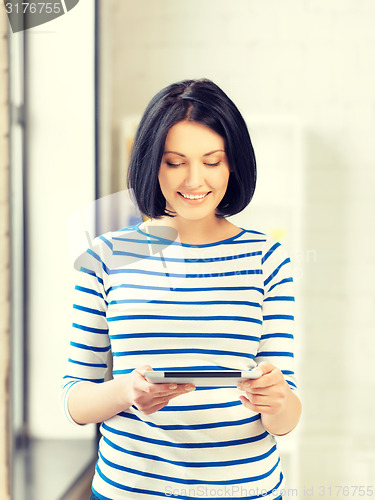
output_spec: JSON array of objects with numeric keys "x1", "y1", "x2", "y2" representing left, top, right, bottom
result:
[{"x1": 158, "y1": 120, "x2": 231, "y2": 222}]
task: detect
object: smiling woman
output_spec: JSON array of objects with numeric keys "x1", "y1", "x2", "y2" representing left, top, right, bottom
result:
[
  {"x1": 62, "y1": 78, "x2": 301, "y2": 500},
  {"x1": 127, "y1": 79, "x2": 256, "y2": 220},
  {"x1": 126, "y1": 79, "x2": 257, "y2": 245}
]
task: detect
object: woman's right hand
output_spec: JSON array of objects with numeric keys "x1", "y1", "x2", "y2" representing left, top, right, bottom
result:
[
  {"x1": 67, "y1": 365, "x2": 196, "y2": 424},
  {"x1": 126, "y1": 365, "x2": 196, "y2": 415}
]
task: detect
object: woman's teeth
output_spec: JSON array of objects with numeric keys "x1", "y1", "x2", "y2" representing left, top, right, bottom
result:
[{"x1": 180, "y1": 193, "x2": 209, "y2": 199}]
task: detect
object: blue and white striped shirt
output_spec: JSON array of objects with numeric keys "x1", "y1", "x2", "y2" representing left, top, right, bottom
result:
[{"x1": 62, "y1": 222, "x2": 298, "y2": 500}]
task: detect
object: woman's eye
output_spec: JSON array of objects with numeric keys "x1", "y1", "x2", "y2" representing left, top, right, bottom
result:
[
  {"x1": 166, "y1": 162, "x2": 182, "y2": 167},
  {"x1": 205, "y1": 161, "x2": 221, "y2": 167}
]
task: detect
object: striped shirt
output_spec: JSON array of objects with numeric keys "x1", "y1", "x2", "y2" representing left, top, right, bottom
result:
[{"x1": 62, "y1": 222, "x2": 298, "y2": 500}]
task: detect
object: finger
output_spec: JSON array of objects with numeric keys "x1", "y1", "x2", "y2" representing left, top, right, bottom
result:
[
  {"x1": 256, "y1": 362, "x2": 275, "y2": 375},
  {"x1": 135, "y1": 365, "x2": 154, "y2": 375},
  {"x1": 238, "y1": 376, "x2": 273, "y2": 393},
  {"x1": 132, "y1": 368, "x2": 184, "y2": 395},
  {"x1": 138, "y1": 398, "x2": 169, "y2": 415},
  {"x1": 147, "y1": 385, "x2": 195, "y2": 407},
  {"x1": 147, "y1": 382, "x2": 178, "y2": 394},
  {"x1": 170, "y1": 384, "x2": 196, "y2": 395},
  {"x1": 168, "y1": 388, "x2": 195, "y2": 399},
  {"x1": 139, "y1": 387, "x2": 192, "y2": 414},
  {"x1": 133, "y1": 366, "x2": 154, "y2": 388},
  {"x1": 239, "y1": 395, "x2": 261, "y2": 413},
  {"x1": 243, "y1": 374, "x2": 275, "y2": 391},
  {"x1": 149, "y1": 383, "x2": 196, "y2": 396},
  {"x1": 241, "y1": 366, "x2": 283, "y2": 392},
  {"x1": 243, "y1": 378, "x2": 286, "y2": 400},
  {"x1": 242, "y1": 388, "x2": 271, "y2": 399},
  {"x1": 236, "y1": 363, "x2": 275, "y2": 391},
  {"x1": 239, "y1": 395, "x2": 254, "y2": 411},
  {"x1": 251, "y1": 364, "x2": 276, "y2": 387},
  {"x1": 239, "y1": 395, "x2": 271, "y2": 414},
  {"x1": 156, "y1": 383, "x2": 194, "y2": 392},
  {"x1": 244, "y1": 393, "x2": 270, "y2": 406}
]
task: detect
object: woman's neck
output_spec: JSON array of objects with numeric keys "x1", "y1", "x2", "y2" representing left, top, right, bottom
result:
[{"x1": 142, "y1": 216, "x2": 240, "y2": 245}]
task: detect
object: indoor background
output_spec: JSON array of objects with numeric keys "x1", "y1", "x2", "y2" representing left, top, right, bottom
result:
[{"x1": 1, "y1": 0, "x2": 374, "y2": 499}]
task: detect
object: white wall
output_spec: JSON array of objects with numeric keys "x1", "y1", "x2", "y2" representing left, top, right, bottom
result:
[
  {"x1": 26, "y1": 0, "x2": 96, "y2": 439},
  {"x1": 103, "y1": 0, "x2": 375, "y2": 491}
]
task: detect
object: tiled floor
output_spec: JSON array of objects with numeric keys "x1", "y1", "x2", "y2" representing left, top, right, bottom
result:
[{"x1": 13, "y1": 438, "x2": 96, "y2": 500}]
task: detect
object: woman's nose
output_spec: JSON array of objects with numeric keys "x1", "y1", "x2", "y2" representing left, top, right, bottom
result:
[{"x1": 184, "y1": 163, "x2": 203, "y2": 187}]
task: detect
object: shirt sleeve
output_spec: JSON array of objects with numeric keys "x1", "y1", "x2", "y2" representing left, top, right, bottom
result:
[
  {"x1": 61, "y1": 233, "x2": 112, "y2": 425},
  {"x1": 254, "y1": 235, "x2": 299, "y2": 395}
]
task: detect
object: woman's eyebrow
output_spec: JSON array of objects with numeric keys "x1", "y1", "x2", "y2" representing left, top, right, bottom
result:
[
  {"x1": 163, "y1": 149, "x2": 225, "y2": 157},
  {"x1": 203, "y1": 149, "x2": 225, "y2": 157},
  {"x1": 163, "y1": 151, "x2": 186, "y2": 157}
]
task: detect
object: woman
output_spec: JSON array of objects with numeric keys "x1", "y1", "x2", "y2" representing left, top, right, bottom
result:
[{"x1": 63, "y1": 78, "x2": 302, "y2": 500}]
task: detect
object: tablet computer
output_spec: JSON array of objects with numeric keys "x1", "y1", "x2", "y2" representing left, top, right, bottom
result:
[{"x1": 143, "y1": 370, "x2": 262, "y2": 387}]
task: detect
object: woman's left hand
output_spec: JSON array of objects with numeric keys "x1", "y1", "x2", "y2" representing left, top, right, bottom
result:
[{"x1": 237, "y1": 362, "x2": 289, "y2": 416}]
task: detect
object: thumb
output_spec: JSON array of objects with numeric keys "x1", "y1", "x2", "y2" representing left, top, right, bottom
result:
[
  {"x1": 256, "y1": 361, "x2": 275, "y2": 375},
  {"x1": 136, "y1": 365, "x2": 154, "y2": 377}
]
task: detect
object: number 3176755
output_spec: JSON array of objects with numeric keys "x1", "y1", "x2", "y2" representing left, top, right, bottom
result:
[{"x1": 5, "y1": 3, "x2": 62, "y2": 14}]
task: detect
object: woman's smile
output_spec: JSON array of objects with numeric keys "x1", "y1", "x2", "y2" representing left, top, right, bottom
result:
[{"x1": 178, "y1": 191, "x2": 211, "y2": 202}]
